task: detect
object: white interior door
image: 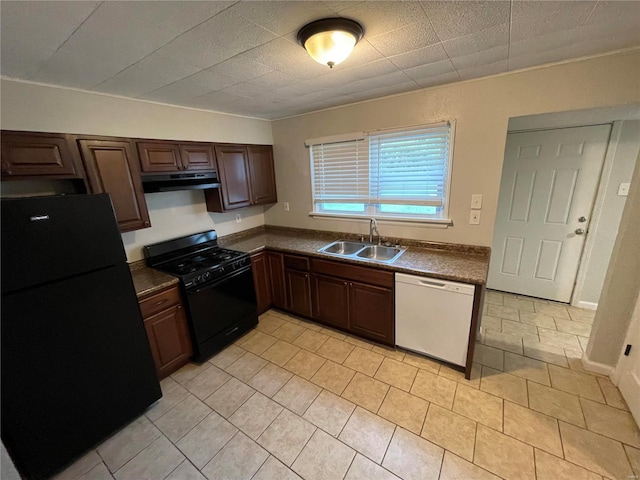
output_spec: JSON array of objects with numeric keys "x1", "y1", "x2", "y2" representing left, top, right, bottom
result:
[
  {"x1": 488, "y1": 125, "x2": 611, "y2": 302},
  {"x1": 616, "y1": 295, "x2": 640, "y2": 425}
]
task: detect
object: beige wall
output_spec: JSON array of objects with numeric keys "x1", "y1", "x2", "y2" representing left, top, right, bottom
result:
[
  {"x1": 266, "y1": 50, "x2": 640, "y2": 246},
  {"x1": 0, "y1": 79, "x2": 273, "y2": 261},
  {"x1": 587, "y1": 151, "x2": 640, "y2": 366}
]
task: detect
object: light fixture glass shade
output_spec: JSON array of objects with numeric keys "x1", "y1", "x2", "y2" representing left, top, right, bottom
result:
[{"x1": 304, "y1": 30, "x2": 357, "y2": 68}]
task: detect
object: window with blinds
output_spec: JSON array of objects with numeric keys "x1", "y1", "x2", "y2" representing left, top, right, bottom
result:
[{"x1": 309, "y1": 123, "x2": 453, "y2": 219}]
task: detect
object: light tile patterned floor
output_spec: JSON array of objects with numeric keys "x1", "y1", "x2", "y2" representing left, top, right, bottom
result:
[{"x1": 54, "y1": 291, "x2": 639, "y2": 480}]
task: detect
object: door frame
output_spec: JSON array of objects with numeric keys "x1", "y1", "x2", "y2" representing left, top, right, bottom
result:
[
  {"x1": 571, "y1": 121, "x2": 622, "y2": 309},
  {"x1": 499, "y1": 122, "x2": 620, "y2": 308}
]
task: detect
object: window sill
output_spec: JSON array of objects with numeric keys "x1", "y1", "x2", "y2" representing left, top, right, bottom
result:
[{"x1": 308, "y1": 211, "x2": 452, "y2": 228}]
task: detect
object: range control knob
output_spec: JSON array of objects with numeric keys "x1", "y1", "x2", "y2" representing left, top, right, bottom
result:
[{"x1": 202, "y1": 271, "x2": 211, "y2": 281}]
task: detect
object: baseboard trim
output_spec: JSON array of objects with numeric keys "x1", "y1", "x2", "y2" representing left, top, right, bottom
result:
[
  {"x1": 581, "y1": 352, "x2": 615, "y2": 376},
  {"x1": 575, "y1": 301, "x2": 598, "y2": 310}
]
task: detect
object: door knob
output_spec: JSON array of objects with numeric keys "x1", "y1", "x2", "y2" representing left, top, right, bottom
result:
[
  {"x1": 578, "y1": 216, "x2": 587, "y2": 223},
  {"x1": 575, "y1": 228, "x2": 585, "y2": 235}
]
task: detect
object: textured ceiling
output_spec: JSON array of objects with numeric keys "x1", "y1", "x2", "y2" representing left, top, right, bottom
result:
[{"x1": 1, "y1": 1, "x2": 639, "y2": 120}]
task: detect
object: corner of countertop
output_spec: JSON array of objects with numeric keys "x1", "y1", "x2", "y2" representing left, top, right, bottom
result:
[{"x1": 128, "y1": 260, "x2": 179, "y2": 298}]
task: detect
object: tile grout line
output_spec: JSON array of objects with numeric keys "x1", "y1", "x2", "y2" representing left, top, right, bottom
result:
[
  {"x1": 255, "y1": 404, "x2": 315, "y2": 466},
  {"x1": 114, "y1": 422, "x2": 184, "y2": 479},
  {"x1": 555, "y1": 422, "x2": 632, "y2": 478},
  {"x1": 375, "y1": 385, "x2": 393, "y2": 416},
  {"x1": 419, "y1": 401, "x2": 431, "y2": 439},
  {"x1": 379, "y1": 425, "x2": 397, "y2": 470},
  {"x1": 247, "y1": 452, "x2": 271, "y2": 480}
]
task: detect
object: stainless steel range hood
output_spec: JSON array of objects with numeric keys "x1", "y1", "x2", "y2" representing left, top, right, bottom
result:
[{"x1": 141, "y1": 172, "x2": 221, "y2": 193}]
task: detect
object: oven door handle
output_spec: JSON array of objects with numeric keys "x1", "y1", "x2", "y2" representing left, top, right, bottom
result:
[{"x1": 189, "y1": 265, "x2": 252, "y2": 294}]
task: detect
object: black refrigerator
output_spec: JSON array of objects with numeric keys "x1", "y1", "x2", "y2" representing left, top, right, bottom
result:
[{"x1": 1, "y1": 194, "x2": 162, "y2": 479}]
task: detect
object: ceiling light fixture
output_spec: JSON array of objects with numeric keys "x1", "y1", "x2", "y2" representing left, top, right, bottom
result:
[{"x1": 297, "y1": 18, "x2": 364, "y2": 69}]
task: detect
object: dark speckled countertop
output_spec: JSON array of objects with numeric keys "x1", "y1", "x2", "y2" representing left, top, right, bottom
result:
[
  {"x1": 221, "y1": 227, "x2": 490, "y2": 285},
  {"x1": 129, "y1": 261, "x2": 179, "y2": 298},
  {"x1": 127, "y1": 226, "x2": 490, "y2": 294}
]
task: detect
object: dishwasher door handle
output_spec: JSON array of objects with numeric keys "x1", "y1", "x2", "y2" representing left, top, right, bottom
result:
[{"x1": 419, "y1": 280, "x2": 447, "y2": 288}]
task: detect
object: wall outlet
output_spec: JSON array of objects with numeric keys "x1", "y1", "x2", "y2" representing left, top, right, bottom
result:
[
  {"x1": 618, "y1": 183, "x2": 630, "y2": 196},
  {"x1": 471, "y1": 194, "x2": 483, "y2": 209},
  {"x1": 469, "y1": 210, "x2": 481, "y2": 225},
  {"x1": 283, "y1": 202, "x2": 290, "y2": 211},
  {"x1": 235, "y1": 214, "x2": 241, "y2": 223}
]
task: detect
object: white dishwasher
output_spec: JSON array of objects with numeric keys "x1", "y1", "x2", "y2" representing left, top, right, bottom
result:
[{"x1": 395, "y1": 273, "x2": 475, "y2": 367}]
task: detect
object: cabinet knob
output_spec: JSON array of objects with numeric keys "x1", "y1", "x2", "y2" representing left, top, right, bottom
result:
[{"x1": 143, "y1": 221, "x2": 150, "y2": 226}]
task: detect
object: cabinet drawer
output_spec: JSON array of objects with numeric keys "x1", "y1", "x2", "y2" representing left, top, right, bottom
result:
[
  {"x1": 311, "y1": 258, "x2": 394, "y2": 288},
  {"x1": 284, "y1": 254, "x2": 310, "y2": 272},
  {"x1": 139, "y1": 286, "x2": 181, "y2": 318}
]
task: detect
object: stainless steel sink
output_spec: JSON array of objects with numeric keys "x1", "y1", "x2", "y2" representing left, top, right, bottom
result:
[
  {"x1": 356, "y1": 245, "x2": 405, "y2": 262},
  {"x1": 320, "y1": 241, "x2": 366, "y2": 255},
  {"x1": 318, "y1": 240, "x2": 407, "y2": 263}
]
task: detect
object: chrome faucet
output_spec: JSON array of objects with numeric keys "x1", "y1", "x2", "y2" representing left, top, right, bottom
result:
[{"x1": 369, "y1": 218, "x2": 380, "y2": 245}]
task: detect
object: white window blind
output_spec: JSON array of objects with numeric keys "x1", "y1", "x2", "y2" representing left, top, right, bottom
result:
[
  {"x1": 311, "y1": 139, "x2": 370, "y2": 203},
  {"x1": 369, "y1": 125, "x2": 449, "y2": 207},
  {"x1": 309, "y1": 123, "x2": 452, "y2": 219}
]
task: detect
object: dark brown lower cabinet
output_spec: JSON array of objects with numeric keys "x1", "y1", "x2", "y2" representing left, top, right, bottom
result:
[
  {"x1": 285, "y1": 269, "x2": 312, "y2": 317},
  {"x1": 251, "y1": 251, "x2": 271, "y2": 315},
  {"x1": 311, "y1": 257, "x2": 395, "y2": 345},
  {"x1": 267, "y1": 251, "x2": 286, "y2": 309},
  {"x1": 349, "y1": 281, "x2": 394, "y2": 344},
  {"x1": 250, "y1": 250, "x2": 395, "y2": 346},
  {"x1": 139, "y1": 285, "x2": 192, "y2": 379},
  {"x1": 312, "y1": 274, "x2": 349, "y2": 330}
]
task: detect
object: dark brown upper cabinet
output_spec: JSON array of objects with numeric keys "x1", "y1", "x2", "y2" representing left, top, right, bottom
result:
[
  {"x1": 247, "y1": 145, "x2": 277, "y2": 205},
  {"x1": 1, "y1": 131, "x2": 84, "y2": 179},
  {"x1": 77, "y1": 138, "x2": 151, "y2": 232},
  {"x1": 137, "y1": 141, "x2": 215, "y2": 173},
  {"x1": 205, "y1": 144, "x2": 277, "y2": 212}
]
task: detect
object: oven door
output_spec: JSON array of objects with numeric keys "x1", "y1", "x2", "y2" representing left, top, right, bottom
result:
[{"x1": 185, "y1": 265, "x2": 257, "y2": 346}]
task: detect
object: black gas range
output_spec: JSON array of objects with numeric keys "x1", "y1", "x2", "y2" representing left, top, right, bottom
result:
[{"x1": 144, "y1": 230, "x2": 258, "y2": 362}]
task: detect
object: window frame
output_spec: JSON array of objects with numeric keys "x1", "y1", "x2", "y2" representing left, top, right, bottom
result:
[{"x1": 307, "y1": 121, "x2": 455, "y2": 226}]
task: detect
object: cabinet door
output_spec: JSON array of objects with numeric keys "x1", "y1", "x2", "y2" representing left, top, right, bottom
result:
[
  {"x1": 143, "y1": 304, "x2": 193, "y2": 379},
  {"x1": 78, "y1": 139, "x2": 151, "y2": 232},
  {"x1": 251, "y1": 252, "x2": 272, "y2": 315},
  {"x1": 313, "y1": 274, "x2": 349, "y2": 330},
  {"x1": 349, "y1": 281, "x2": 394, "y2": 346},
  {"x1": 247, "y1": 145, "x2": 277, "y2": 205},
  {"x1": 267, "y1": 251, "x2": 287, "y2": 309},
  {"x1": 1, "y1": 131, "x2": 82, "y2": 178},
  {"x1": 214, "y1": 145, "x2": 252, "y2": 210},
  {"x1": 137, "y1": 141, "x2": 182, "y2": 172},
  {"x1": 180, "y1": 143, "x2": 216, "y2": 171},
  {"x1": 286, "y1": 269, "x2": 312, "y2": 317}
]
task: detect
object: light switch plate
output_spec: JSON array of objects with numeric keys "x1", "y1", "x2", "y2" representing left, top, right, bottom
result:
[
  {"x1": 618, "y1": 183, "x2": 630, "y2": 196},
  {"x1": 471, "y1": 194, "x2": 483, "y2": 209},
  {"x1": 283, "y1": 202, "x2": 290, "y2": 211},
  {"x1": 235, "y1": 214, "x2": 241, "y2": 223},
  {"x1": 469, "y1": 210, "x2": 481, "y2": 225}
]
